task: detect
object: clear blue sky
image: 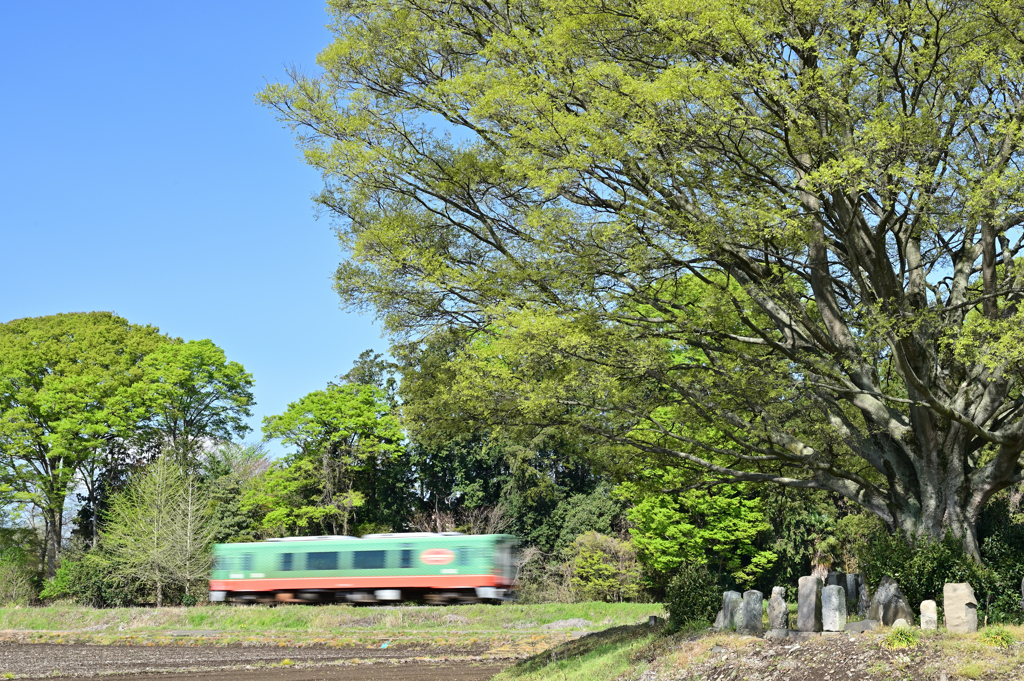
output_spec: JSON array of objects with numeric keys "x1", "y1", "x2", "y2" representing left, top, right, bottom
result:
[{"x1": 0, "y1": 2, "x2": 383, "y2": 450}]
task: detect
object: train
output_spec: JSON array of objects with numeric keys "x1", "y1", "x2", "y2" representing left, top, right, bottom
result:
[{"x1": 208, "y1": 532, "x2": 517, "y2": 604}]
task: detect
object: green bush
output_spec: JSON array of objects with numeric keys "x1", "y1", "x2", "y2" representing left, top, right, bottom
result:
[
  {"x1": 979, "y1": 626, "x2": 1016, "y2": 648},
  {"x1": 664, "y1": 562, "x2": 719, "y2": 630},
  {"x1": 857, "y1": 525, "x2": 1024, "y2": 625},
  {"x1": 40, "y1": 551, "x2": 149, "y2": 607},
  {"x1": 566, "y1": 532, "x2": 642, "y2": 603}
]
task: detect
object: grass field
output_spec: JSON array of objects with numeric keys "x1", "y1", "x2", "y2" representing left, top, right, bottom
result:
[{"x1": 0, "y1": 602, "x2": 663, "y2": 635}]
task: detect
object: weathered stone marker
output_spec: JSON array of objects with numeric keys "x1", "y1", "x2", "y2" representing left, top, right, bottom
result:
[
  {"x1": 943, "y1": 583, "x2": 978, "y2": 633},
  {"x1": 920, "y1": 600, "x2": 937, "y2": 630},
  {"x1": 822, "y1": 585, "x2": 847, "y2": 632},
  {"x1": 797, "y1": 576, "x2": 823, "y2": 632},
  {"x1": 857, "y1": 574, "x2": 870, "y2": 616},
  {"x1": 869, "y1": 576, "x2": 914, "y2": 626},
  {"x1": 714, "y1": 591, "x2": 743, "y2": 630},
  {"x1": 768, "y1": 586, "x2": 788, "y2": 630},
  {"x1": 826, "y1": 571, "x2": 846, "y2": 589},
  {"x1": 740, "y1": 590, "x2": 764, "y2": 634},
  {"x1": 845, "y1": 573, "x2": 859, "y2": 608}
]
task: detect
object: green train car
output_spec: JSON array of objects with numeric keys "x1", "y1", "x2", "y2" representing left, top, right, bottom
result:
[{"x1": 208, "y1": 532, "x2": 516, "y2": 604}]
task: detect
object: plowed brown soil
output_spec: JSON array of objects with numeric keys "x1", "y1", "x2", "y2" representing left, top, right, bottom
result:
[{"x1": 0, "y1": 642, "x2": 505, "y2": 680}]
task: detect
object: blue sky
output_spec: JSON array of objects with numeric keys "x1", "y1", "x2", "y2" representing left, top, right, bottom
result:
[{"x1": 0, "y1": 2, "x2": 383, "y2": 452}]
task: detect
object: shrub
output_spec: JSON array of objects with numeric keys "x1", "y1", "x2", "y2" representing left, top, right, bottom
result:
[
  {"x1": 0, "y1": 557, "x2": 36, "y2": 606},
  {"x1": 857, "y1": 526, "x2": 1024, "y2": 625},
  {"x1": 40, "y1": 551, "x2": 149, "y2": 607},
  {"x1": 664, "y1": 562, "x2": 719, "y2": 630},
  {"x1": 566, "y1": 532, "x2": 642, "y2": 603},
  {"x1": 858, "y1": 531, "x2": 985, "y2": 614},
  {"x1": 513, "y1": 547, "x2": 575, "y2": 604}
]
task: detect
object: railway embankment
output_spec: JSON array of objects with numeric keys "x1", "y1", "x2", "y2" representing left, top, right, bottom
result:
[{"x1": 496, "y1": 621, "x2": 1024, "y2": 681}]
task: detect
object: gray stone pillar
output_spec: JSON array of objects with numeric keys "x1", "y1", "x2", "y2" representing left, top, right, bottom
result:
[
  {"x1": 740, "y1": 590, "x2": 764, "y2": 634},
  {"x1": 920, "y1": 600, "x2": 937, "y2": 630},
  {"x1": 797, "y1": 576, "x2": 823, "y2": 632},
  {"x1": 767, "y1": 586, "x2": 788, "y2": 630},
  {"x1": 826, "y1": 571, "x2": 846, "y2": 589},
  {"x1": 857, "y1": 574, "x2": 870, "y2": 616},
  {"x1": 845, "y1": 573, "x2": 859, "y2": 608},
  {"x1": 943, "y1": 583, "x2": 978, "y2": 633},
  {"x1": 822, "y1": 585, "x2": 847, "y2": 632},
  {"x1": 715, "y1": 591, "x2": 743, "y2": 630}
]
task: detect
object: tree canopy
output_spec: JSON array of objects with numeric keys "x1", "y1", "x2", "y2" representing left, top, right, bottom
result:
[
  {"x1": 251, "y1": 383, "x2": 403, "y2": 536},
  {"x1": 263, "y1": 0, "x2": 1024, "y2": 558},
  {"x1": 0, "y1": 313, "x2": 166, "y2": 573},
  {"x1": 0, "y1": 312, "x2": 254, "y2": 573}
]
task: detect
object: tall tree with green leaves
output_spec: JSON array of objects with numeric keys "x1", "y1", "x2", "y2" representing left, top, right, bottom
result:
[
  {"x1": 0, "y1": 313, "x2": 166, "y2": 574},
  {"x1": 263, "y1": 0, "x2": 1024, "y2": 558},
  {"x1": 252, "y1": 383, "x2": 402, "y2": 536},
  {"x1": 118, "y1": 339, "x2": 255, "y2": 466}
]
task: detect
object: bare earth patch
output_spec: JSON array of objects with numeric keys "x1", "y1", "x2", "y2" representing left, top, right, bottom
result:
[{"x1": 0, "y1": 641, "x2": 505, "y2": 680}]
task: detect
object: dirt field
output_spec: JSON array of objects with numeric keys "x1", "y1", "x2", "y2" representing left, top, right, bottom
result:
[{"x1": 0, "y1": 642, "x2": 506, "y2": 680}]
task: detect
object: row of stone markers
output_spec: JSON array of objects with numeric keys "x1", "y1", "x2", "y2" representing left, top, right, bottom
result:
[{"x1": 712, "y1": 574, "x2": 980, "y2": 638}]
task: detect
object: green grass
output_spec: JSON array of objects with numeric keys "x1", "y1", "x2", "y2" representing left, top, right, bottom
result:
[
  {"x1": 879, "y1": 625, "x2": 920, "y2": 650},
  {"x1": 979, "y1": 625, "x2": 1017, "y2": 648},
  {"x1": 0, "y1": 602, "x2": 663, "y2": 635},
  {"x1": 494, "y1": 625, "x2": 655, "y2": 681}
]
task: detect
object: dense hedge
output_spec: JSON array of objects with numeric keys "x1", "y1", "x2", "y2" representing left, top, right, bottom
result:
[{"x1": 664, "y1": 562, "x2": 720, "y2": 630}]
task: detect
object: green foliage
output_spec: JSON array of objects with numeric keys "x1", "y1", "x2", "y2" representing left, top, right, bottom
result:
[
  {"x1": 880, "y1": 626, "x2": 920, "y2": 651},
  {"x1": 0, "y1": 312, "x2": 167, "y2": 572},
  {"x1": 755, "y1": 490, "x2": 878, "y2": 591},
  {"x1": 619, "y1": 477, "x2": 776, "y2": 591},
  {"x1": 565, "y1": 532, "x2": 641, "y2": 603},
  {"x1": 117, "y1": 339, "x2": 254, "y2": 465},
  {"x1": 664, "y1": 563, "x2": 720, "y2": 630},
  {"x1": 551, "y1": 490, "x2": 624, "y2": 554},
  {"x1": 39, "y1": 550, "x2": 148, "y2": 607},
  {"x1": 252, "y1": 383, "x2": 402, "y2": 536},
  {"x1": 203, "y1": 443, "x2": 268, "y2": 544},
  {"x1": 263, "y1": 0, "x2": 1024, "y2": 557},
  {"x1": 857, "y1": 521, "x2": 1024, "y2": 625},
  {"x1": 102, "y1": 456, "x2": 214, "y2": 605},
  {"x1": 859, "y1": 532, "x2": 985, "y2": 614}
]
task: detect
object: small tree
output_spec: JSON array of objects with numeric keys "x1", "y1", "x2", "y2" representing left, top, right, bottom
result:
[{"x1": 102, "y1": 456, "x2": 213, "y2": 606}]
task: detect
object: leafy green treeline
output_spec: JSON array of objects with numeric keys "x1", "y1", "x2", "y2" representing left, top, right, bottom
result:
[
  {"x1": 0, "y1": 313, "x2": 253, "y2": 577},
  {"x1": 3, "y1": 312, "x2": 1022, "y2": 618}
]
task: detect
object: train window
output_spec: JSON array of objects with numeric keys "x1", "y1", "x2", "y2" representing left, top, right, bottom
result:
[
  {"x1": 281, "y1": 553, "x2": 293, "y2": 571},
  {"x1": 353, "y1": 550, "x2": 385, "y2": 569},
  {"x1": 306, "y1": 552, "x2": 339, "y2": 571},
  {"x1": 242, "y1": 553, "x2": 254, "y2": 571},
  {"x1": 213, "y1": 555, "x2": 231, "y2": 571},
  {"x1": 457, "y1": 547, "x2": 470, "y2": 566},
  {"x1": 400, "y1": 549, "x2": 412, "y2": 568}
]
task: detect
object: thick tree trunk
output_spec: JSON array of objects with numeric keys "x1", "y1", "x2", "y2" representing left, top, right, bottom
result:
[{"x1": 44, "y1": 508, "x2": 62, "y2": 578}]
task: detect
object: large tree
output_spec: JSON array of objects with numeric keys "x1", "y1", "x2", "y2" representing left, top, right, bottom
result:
[
  {"x1": 0, "y1": 313, "x2": 166, "y2": 574},
  {"x1": 117, "y1": 339, "x2": 255, "y2": 466},
  {"x1": 263, "y1": 0, "x2": 1024, "y2": 558},
  {"x1": 253, "y1": 383, "x2": 403, "y2": 536}
]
